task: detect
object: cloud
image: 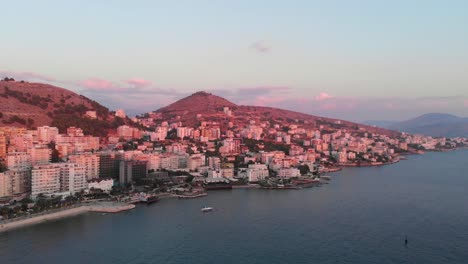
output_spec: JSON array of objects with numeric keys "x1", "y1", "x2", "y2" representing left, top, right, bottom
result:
[
  {"x1": 314, "y1": 92, "x2": 334, "y2": 101},
  {"x1": 124, "y1": 78, "x2": 152, "y2": 88},
  {"x1": 250, "y1": 41, "x2": 271, "y2": 53},
  {"x1": 0, "y1": 70, "x2": 57, "y2": 82},
  {"x1": 79, "y1": 78, "x2": 116, "y2": 90},
  {"x1": 209, "y1": 86, "x2": 292, "y2": 106},
  {"x1": 464, "y1": 99, "x2": 468, "y2": 108},
  {"x1": 77, "y1": 77, "x2": 186, "y2": 114}
]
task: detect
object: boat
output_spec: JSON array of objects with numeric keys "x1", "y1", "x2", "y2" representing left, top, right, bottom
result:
[
  {"x1": 203, "y1": 177, "x2": 233, "y2": 190},
  {"x1": 201, "y1": 206, "x2": 214, "y2": 212},
  {"x1": 320, "y1": 175, "x2": 331, "y2": 180},
  {"x1": 140, "y1": 195, "x2": 159, "y2": 204}
]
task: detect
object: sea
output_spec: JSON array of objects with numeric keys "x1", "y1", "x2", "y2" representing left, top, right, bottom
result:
[{"x1": 1, "y1": 149, "x2": 467, "y2": 264}]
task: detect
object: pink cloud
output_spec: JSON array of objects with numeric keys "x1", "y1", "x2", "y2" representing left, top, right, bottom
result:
[
  {"x1": 0, "y1": 70, "x2": 56, "y2": 82},
  {"x1": 124, "y1": 78, "x2": 152, "y2": 88},
  {"x1": 250, "y1": 41, "x2": 271, "y2": 53},
  {"x1": 79, "y1": 78, "x2": 117, "y2": 90},
  {"x1": 314, "y1": 92, "x2": 334, "y2": 101},
  {"x1": 464, "y1": 99, "x2": 468, "y2": 107}
]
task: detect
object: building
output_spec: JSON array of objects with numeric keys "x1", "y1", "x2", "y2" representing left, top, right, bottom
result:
[
  {"x1": 0, "y1": 173, "x2": 8, "y2": 197},
  {"x1": 4, "y1": 169, "x2": 31, "y2": 196},
  {"x1": 37, "y1": 126, "x2": 59, "y2": 143},
  {"x1": 68, "y1": 153, "x2": 100, "y2": 180},
  {"x1": 277, "y1": 168, "x2": 301, "y2": 178},
  {"x1": 6, "y1": 152, "x2": 32, "y2": 170},
  {"x1": 31, "y1": 163, "x2": 88, "y2": 197},
  {"x1": 99, "y1": 152, "x2": 116, "y2": 179},
  {"x1": 87, "y1": 178, "x2": 114, "y2": 192},
  {"x1": 188, "y1": 155, "x2": 205, "y2": 171},
  {"x1": 31, "y1": 164, "x2": 61, "y2": 197},
  {"x1": 28, "y1": 147, "x2": 51, "y2": 166},
  {"x1": 119, "y1": 160, "x2": 148, "y2": 185},
  {"x1": 246, "y1": 164, "x2": 269, "y2": 182},
  {"x1": 59, "y1": 163, "x2": 87, "y2": 194},
  {"x1": 208, "y1": 157, "x2": 221, "y2": 170},
  {"x1": 85, "y1": 111, "x2": 97, "y2": 119},
  {"x1": 0, "y1": 135, "x2": 6, "y2": 158},
  {"x1": 115, "y1": 109, "x2": 126, "y2": 118}
]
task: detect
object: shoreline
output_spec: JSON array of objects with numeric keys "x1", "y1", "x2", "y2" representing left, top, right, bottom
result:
[
  {"x1": 0, "y1": 202, "x2": 135, "y2": 233},
  {"x1": 2, "y1": 148, "x2": 465, "y2": 234}
]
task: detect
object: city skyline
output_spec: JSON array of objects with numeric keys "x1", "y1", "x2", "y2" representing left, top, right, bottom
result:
[{"x1": 1, "y1": 0, "x2": 468, "y2": 121}]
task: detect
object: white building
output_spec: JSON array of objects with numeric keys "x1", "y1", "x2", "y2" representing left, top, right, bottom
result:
[
  {"x1": 31, "y1": 163, "x2": 87, "y2": 197},
  {"x1": 277, "y1": 168, "x2": 301, "y2": 178},
  {"x1": 115, "y1": 109, "x2": 126, "y2": 118},
  {"x1": 31, "y1": 164, "x2": 61, "y2": 197},
  {"x1": 246, "y1": 163, "x2": 269, "y2": 182},
  {"x1": 88, "y1": 178, "x2": 114, "y2": 192},
  {"x1": 59, "y1": 163, "x2": 87, "y2": 194}
]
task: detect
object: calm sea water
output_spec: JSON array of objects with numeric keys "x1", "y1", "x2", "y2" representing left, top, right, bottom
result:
[{"x1": 1, "y1": 149, "x2": 467, "y2": 264}]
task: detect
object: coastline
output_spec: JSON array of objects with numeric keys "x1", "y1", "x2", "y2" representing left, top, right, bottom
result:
[{"x1": 0, "y1": 202, "x2": 135, "y2": 233}]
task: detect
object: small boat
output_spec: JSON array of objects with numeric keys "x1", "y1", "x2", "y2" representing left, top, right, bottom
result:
[
  {"x1": 141, "y1": 195, "x2": 159, "y2": 204},
  {"x1": 201, "y1": 206, "x2": 214, "y2": 212},
  {"x1": 320, "y1": 175, "x2": 331, "y2": 180}
]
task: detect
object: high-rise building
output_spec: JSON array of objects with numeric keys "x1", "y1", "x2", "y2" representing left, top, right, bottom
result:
[
  {"x1": 37, "y1": 126, "x2": 59, "y2": 143},
  {"x1": 98, "y1": 153, "x2": 115, "y2": 179},
  {"x1": 68, "y1": 153, "x2": 100, "y2": 180},
  {"x1": 28, "y1": 147, "x2": 51, "y2": 165},
  {"x1": 119, "y1": 160, "x2": 148, "y2": 185},
  {"x1": 0, "y1": 173, "x2": 10, "y2": 197},
  {"x1": 6, "y1": 152, "x2": 32, "y2": 170},
  {"x1": 59, "y1": 163, "x2": 87, "y2": 194},
  {"x1": 31, "y1": 164, "x2": 61, "y2": 197},
  {"x1": 7, "y1": 169, "x2": 31, "y2": 195},
  {"x1": 0, "y1": 135, "x2": 7, "y2": 158}
]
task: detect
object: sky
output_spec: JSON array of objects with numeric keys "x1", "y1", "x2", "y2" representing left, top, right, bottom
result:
[{"x1": 1, "y1": 0, "x2": 468, "y2": 122}]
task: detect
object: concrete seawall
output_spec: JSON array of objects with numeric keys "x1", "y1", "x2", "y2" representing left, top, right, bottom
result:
[
  {"x1": 0, "y1": 206, "x2": 89, "y2": 233},
  {"x1": 0, "y1": 202, "x2": 135, "y2": 233}
]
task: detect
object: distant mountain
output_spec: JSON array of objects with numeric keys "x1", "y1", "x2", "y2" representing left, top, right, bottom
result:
[
  {"x1": 363, "y1": 120, "x2": 398, "y2": 128},
  {"x1": 0, "y1": 79, "x2": 136, "y2": 137},
  {"x1": 387, "y1": 113, "x2": 468, "y2": 137},
  {"x1": 154, "y1": 91, "x2": 400, "y2": 137}
]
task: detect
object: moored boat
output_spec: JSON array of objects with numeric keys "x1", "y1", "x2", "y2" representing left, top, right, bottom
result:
[{"x1": 201, "y1": 206, "x2": 214, "y2": 212}]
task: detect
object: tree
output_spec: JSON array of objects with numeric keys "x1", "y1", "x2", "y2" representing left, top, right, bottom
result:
[
  {"x1": 298, "y1": 165, "x2": 311, "y2": 175},
  {"x1": 51, "y1": 149, "x2": 61, "y2": 163},
  {"x1": 185, "y1": 174, "x2": 194, "y2": 183},
  {"x1": 0, "y1": 161, "x2": 7, "y2": 172}
]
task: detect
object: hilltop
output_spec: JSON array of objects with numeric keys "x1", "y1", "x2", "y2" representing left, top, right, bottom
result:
[
  {"x1": 0, "y1": 79, "x2": 135, "y2": 137},
  {"x1": 157, "y1": 91, "x2": 237, "y2": 117},
  {"x1": 153, "y1": 91, "x2": 399, "y2": 137}
]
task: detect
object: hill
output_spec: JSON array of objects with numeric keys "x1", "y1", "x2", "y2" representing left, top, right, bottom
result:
[
  {"x1": 0, "y1": 79, "x2": 134, "y2": 137},
  {"x1": 154, "y1": 91, "x2": 400, "y2": 137},
  {"x1": 387, "y1": 113, "x2": 468, "y2": 137}
]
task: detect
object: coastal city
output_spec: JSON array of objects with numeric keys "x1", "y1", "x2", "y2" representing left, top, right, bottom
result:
[{"x1": 1, "y1": 94, "x2": 466, "y2": 229}]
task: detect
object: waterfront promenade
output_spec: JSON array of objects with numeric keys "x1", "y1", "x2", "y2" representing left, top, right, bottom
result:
[{"x1": 0, "y1": 202, "x2": 135, "y2": 233}]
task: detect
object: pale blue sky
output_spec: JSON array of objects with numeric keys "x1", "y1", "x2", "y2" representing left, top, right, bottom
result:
[{"x1": 1, "y1": 0, "x2": 467, "y2": 120}]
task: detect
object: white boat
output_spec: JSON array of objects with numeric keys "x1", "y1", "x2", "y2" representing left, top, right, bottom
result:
[
  {"x1": 320, "y1": 175, "x2": 331, "y2": 180},
  {"x1": 201, "y1": 206, "x2": 214, "y2": 212}
]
